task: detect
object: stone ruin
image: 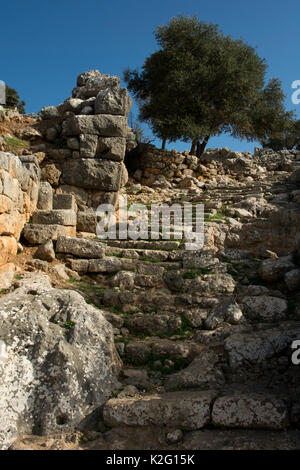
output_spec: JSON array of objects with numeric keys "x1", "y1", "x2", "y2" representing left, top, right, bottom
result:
[{"x1": 26, "y1": 70, "x2": 136, "y2": 237}]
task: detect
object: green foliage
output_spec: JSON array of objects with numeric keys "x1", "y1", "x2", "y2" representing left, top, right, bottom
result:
[
  {"x1": 5, "y1": 85, "x2": 26, "y2": 114},
  {"x1": 262, "y1": 118, "x2": 300, "y2": 151},
  {"x1": 124, "y1": 15, "x2": 289, "y2": 156}
]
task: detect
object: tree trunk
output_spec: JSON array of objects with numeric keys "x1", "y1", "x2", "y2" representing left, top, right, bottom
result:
[
  {"x1": 196, "y1": 135, "x2": 210, "y2": 158},
  {"x1": 161, "y1": 137, "x2": 167, "y2": 150},
  {"x1": 190, "y1": 139, "x2": 197, "y2": 155}
]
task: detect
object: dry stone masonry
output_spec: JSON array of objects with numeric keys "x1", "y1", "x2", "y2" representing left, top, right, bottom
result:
[
  {"x1": 0, "y1": 152, "x2": 39, "y2": 288},
  {"x1": 34, "y1": 70, "x2": 133, "y2": 232}
]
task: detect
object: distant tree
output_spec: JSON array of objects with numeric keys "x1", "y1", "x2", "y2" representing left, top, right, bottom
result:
[
  {"x1": 124, "y1": 15, "x2": 289, "y2": 158},
  {"x1": 262, "y1": 118, "x2": 300, "y2": 151},
  {"x1": 5, "y1": 85, "x2": 26, "y2": 114}
]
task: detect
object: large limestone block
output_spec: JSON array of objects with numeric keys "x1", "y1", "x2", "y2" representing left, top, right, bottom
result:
[
  {"x1": 37, "y1": 182, "x2": 53, "y2": 210},
  {"x1": 23, "y1": 224, "x2": 69, "y2": 245},
  {"x1": 103, "y1": 390, "x2": 217, "y2": 430},
  {"x1": 62, "y1": 114, "x2": 127, "y2": 137},
  {"x1": 0, "y1": 236, "x2": 18, "y2": 264},
  {"x1": 62, "y1": 158, "x2": 126, "y2": 191},
  {"x1": 32, "y1": 210, "x2": 76, "y2": 227},
  {"x1": 94, "y1": 88, "x2": 131, "y2": 116},
  {"x1": 88, "y1": 257, "x2": 122, "y2": 273},
  {"x1": 53, "y1": 194, "x2": 77, "y2": 211},
  {"x1": 0, "y1": 169, "x2": 19, "y2": 201},
  {"x1": 0, "y1": 211, "x2": 25, "y2": 239},
  {"x1": 77, "y1": 210, "x2": 97, "y2": 233},
  {"x1": 97, "y1": 137, "x2": 126, "y2": 161},
  {"x1": 56, "y1": 236, "x2": 105, "y2": 259},
  {"x1": 73, "y1": 72, "x2": 120, "y2": 99},
  {"x1": 79, "y1": 134, "x2": 98, "y2": 158},
  {"x1": 212, "y1": 394, "x2": 289, "y2": 430},
  {"x1": 0, "y1": 195, "x2": 13, "y2": 213},
  {"x1": 0, "y1": 274, "x2": 121, "y2": 449}
]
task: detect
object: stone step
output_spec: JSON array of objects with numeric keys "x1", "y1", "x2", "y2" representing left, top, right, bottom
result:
[
  {"x1": 122, "y1": 338, "x2": 202, "y2": 367},
  {"x1": 105, "y1": 245, "x2": 183, "y2": 262},
  {"x1": 102, "y1": 390, "x2": 289, "y2": 431},
  {"x1": 56, "y1": 235, "x2": 105, "y2": 259},
  {"x1": 103, "y1": 390, "x2": 217, "y2": 430},
  {"x1": 102, "y1": 239, "x2": 182, "y2": 251},
  {"x1": 32, "y1": 209, "x2": 77, "y2": 226}
]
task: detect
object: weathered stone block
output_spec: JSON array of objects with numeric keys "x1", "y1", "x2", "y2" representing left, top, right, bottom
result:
[
  {"x1": 62, "y1": 158, "x2": 125, "y2": 191},
  {"x1": 212, "y1": 394, "x2": 289, "y2": 430},
  {"x1": 23, "y1": 224, "x2": 69, "y2": 245},
  {"x1": 53, "y1": 194, "x2": 77, "y2": 211},
  {"x1": 37, "y1": 182, "x2": 53, "y2": 210},
  {"x1": 97, "y1": 137, "x2": 126, "y2": 161},
  {"x1": 0, "y1": 236, "x2": 18, "y2": 265},
  {"x1": 56, "y1": 236, "x2": 105, "y2": 259},
  {"x1": 79, "y1": 134, "x2": 98, "y2": 158},
  {"x1": 88, "y1": 257, "x2": 121, "y2": 273},
  {"x1": 103, "y1": 391, "x2": 217, "y2": 430},
  {"x1": 94, "y1": 88, "x2": 131, "y2": 116},
  {"x1": 32, "y1": 210, "x2": 76, "y2": 226},
  {"x1": 77, "y1": 210, "x2": 97, "y2": 233},
  {"x1": 62, "y1": 114, "x2": 127, "y2": 137},
  {"x1": 0, "y1": 211, "x2": 25, "y2": 239}
]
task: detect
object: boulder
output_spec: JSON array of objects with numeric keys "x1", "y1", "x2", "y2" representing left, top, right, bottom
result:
[
  {"x1": 259, "y1": 255, "x2": 296, "y2": 282},
  {"x1": 225, "y1": 323, "x2": 300, "y2": 369},
  {"x1": 284, "y1": 269, "x2": 300, "y2": 291},
  {"x1": 241, "y1": 296, "x2": 287, "y2": 322},
  {"x1": 0, "y1": 274, "x2": 121, "y2": 449},
  {"x1": 204, "y1": 300, "x2": 244, "y2": 330}
]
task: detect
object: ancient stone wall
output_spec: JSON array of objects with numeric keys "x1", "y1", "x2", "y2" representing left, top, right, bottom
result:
[
  {"x1": 0, "y1": 152, "x2": 39, "y2": 287},
  {"x1": 33, "y1": 70, "x2": 134, "y2": 217},
  {"x1": 129, "y1": 145, "x2": 300, "y2": 185}
]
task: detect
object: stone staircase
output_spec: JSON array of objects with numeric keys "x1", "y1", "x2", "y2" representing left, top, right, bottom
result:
[
  {"x1": 16, "y1": 158, "x2": 300, "y2": 448},
  {"x1": 49, "y1": 225, "x2": 300, "y2": 445}
]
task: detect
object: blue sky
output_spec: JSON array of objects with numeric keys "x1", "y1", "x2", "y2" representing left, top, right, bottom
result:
[{"x1": 1, "y1": 0, "x2": 299, "y2": 152}]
